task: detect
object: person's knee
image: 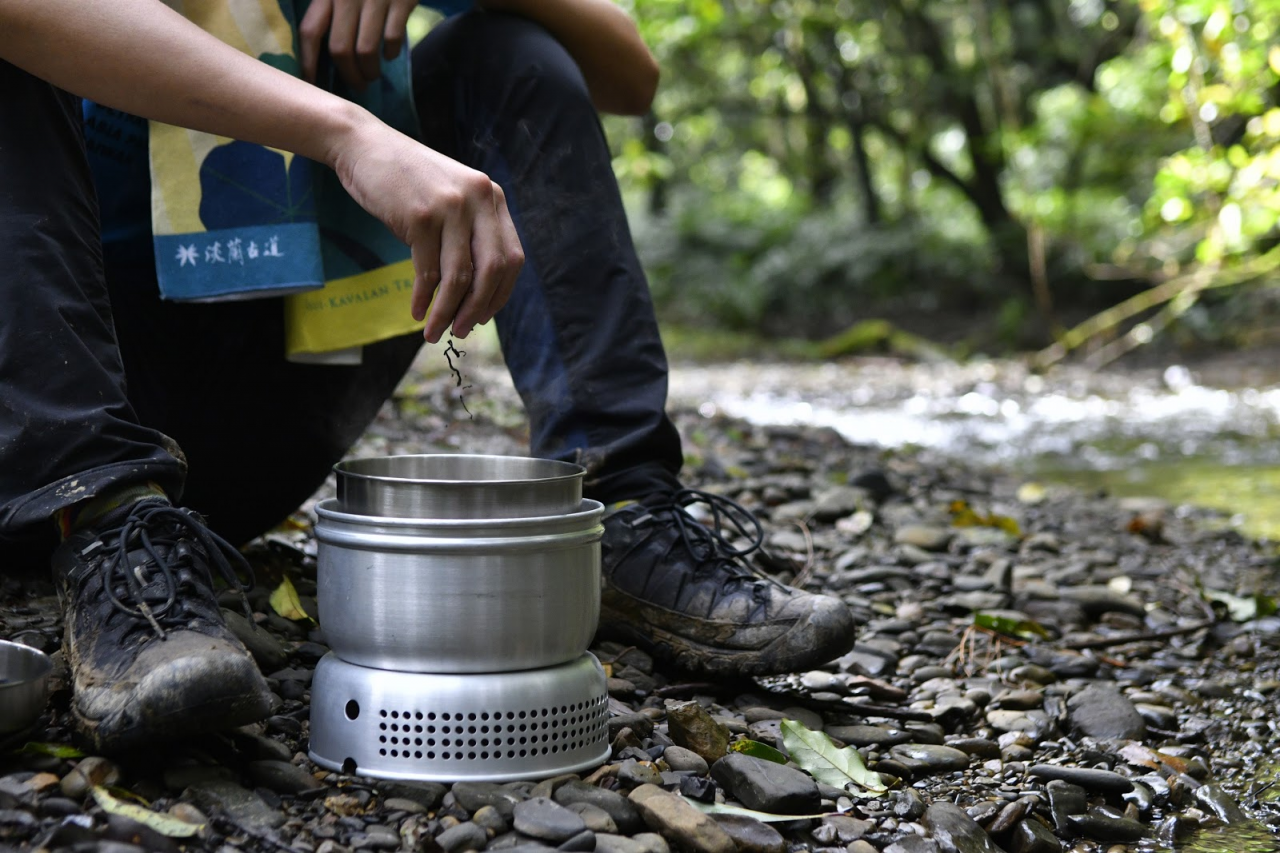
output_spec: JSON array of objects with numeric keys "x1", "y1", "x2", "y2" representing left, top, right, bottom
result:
[{"x1": 415, "y1": 11, "x2": 592, "y2": 107}]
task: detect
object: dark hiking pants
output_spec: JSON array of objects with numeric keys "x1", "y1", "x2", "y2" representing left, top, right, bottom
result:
[{"x1": 0, "y1": 11, "x2": 681, "y2": 556}]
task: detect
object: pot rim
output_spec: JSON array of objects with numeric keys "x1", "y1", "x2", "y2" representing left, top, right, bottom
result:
[
  {"x1": 315, "y1": 498, "x2": 604, "y2": 531},
  {"x1": 334, "y1": 454, "x2": 585, "y2": 487}
]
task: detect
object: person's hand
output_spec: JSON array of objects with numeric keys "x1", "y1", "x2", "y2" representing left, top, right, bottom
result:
[
  {"x1": 299, "y1": 0, "x2": 417, "y2": 90},
  {"x1": 331, "y1": 120, "x2": 524, "y2": 343}
]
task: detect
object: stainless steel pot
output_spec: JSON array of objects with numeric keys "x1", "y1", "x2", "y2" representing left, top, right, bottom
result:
[
  {"x1": 0, "y1": 639, "x2": 52, "y2": 734},
  {"x1": 315, "y1": 499, "x2": 603, "y2": 673},
  {"x1": 335, "y1": 455, "x2": 584, "y2": 519}
]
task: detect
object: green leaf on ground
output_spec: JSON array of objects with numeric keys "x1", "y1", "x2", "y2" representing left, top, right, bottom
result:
[
  {"x1": 269, "y1": 576, "x2": 314, "y2": 623},
  {"x1": 974, "y1": 612, "x2": 1051, "y2": 640},
  {"x1": 17, "y1": 742, "x2": 85, "y2": 759},
  {"x1": 729, "y1": 739, "x2": 788, "y2": 764},
  {"x1": 684, "y1": 798, "x2": 837, "y2": 822},
  {"x1": 779, "y1": 719, "x2": 887, "y2": 797},
  {"x1": 91, "y1": 787, "x2": 202, "y2": 837},
  {"x1": 1205, "y1": 589, "x2": 1277, "y2": 622}
]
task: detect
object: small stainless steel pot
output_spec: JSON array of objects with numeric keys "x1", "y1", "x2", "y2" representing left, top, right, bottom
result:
[
  {"x1": 335, "y1": 455, "x2": 584, "y2": 519},
  {"x1": 0, "y1": 640, "x2": 53, "y2": 734},
  {"x1": 315, "y1": 499, "x2": 603, "y2": 673}
]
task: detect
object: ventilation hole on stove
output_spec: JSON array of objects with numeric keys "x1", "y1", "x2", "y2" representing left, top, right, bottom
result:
[
  {"x1": 507, "y1": 750, "x2": 516, "y2": 758},
  {"x1": 427, "y1": 725, "x2": 435, "y2": 734},
  {"x1": 481, "y1": 712, "x2": 490, "y2": 721},
  {"x1": 506, "y1": 711, "x2": 515, "y2": 720},
  {"x1": 379, "y1": 736, "x2": 386, "y2": 743},
  {"x1": 343, "y1": 700, "x2": 359, "y2": 720},
  {"x1": 427, "y1": 738, "x2": 436, "y2": 747},
  {"x1": 468, "y1": 725, "x2": 477, "y2": 734},
  {"x1": 442, "y1": 712, "x2": 452, "y2": 721},
  {"x1": 379, "y1": 710, "x2": 387, "y2": 718},
  {"x1": 519, "y1": 749, "x2": 527, "y2": 757},
  {"x1": 480, "y1": 725, "x2": 490, "y2": 734},
  {"x1": 342, "y1": 757, "x2": 358, "y2": 774},
  {"x1": 467, "y1": 712, "x2": 477, "y2": 721},
  {"x1": 415, "y1": 738, "x2": 423, "y2": 746},
  {"x1": 389, "y1": 749, "x2": 398, "y2": 757},
  {"x1": 442, "y1": 725, "x2": 451, "y2": 734},
  {"x1": 415, "y1": 725, "x2": 423, "y2": 733},
  {"x1": 427, "y1": 751, "x2": 436, "y2": 759},
  {"x1": 379, "y1": 749, "x2": 387, "y2": 756},
  {"x1": 441, "y1": 751, "x2": 451, "y2": 759},
  {"x1": 481, "y1": 751, "x2": 490, "y2": 760},
  {"x1": 379, "y1": 723, "x2": 387, "y2": 731},
  {"x1": 427, "y1": 712, "x2": 437, "y2": 721},
  {"x1": 415, "y1": 751, "x2": 423, "y2": 759},
  {"x1": 518, "y1": 710, "x2": 527, "y2": 719},
  {"x1": 468, "y1": 752, "x2": 477, "y2": 760},
  {"x1": 415, "y1": 711, "x2": 424, "y2": 720}
]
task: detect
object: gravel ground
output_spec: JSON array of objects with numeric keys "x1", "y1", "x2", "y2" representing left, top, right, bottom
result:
[{"x1": 3, "y1": 350, "x2": 1280, "y2": 853}]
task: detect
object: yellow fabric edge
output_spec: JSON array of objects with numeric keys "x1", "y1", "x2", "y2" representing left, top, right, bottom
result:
[{"x1": 284, "y1": 259, "x2": 422, "y2": 356}]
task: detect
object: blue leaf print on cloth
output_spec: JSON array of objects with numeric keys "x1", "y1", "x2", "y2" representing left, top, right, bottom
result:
[{"x1": 198, "y1": 141, "x2": 316, "y2": 229}]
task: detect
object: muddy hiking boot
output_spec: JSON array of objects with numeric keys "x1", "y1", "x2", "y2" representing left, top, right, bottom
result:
[
  {"x1": 599, "y1": 489, "x2": 857, "y2": 676},
  {"x1": 52, "y1": 498, "x2": 274, "y2": 752}
]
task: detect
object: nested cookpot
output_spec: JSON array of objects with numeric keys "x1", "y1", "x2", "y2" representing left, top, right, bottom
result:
[{"x1": 317, "y1": 455, "x2": 602, "y2": 674}]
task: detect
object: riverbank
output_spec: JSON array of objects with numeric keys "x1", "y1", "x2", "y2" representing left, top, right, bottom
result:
[{"x1": 2, "y1": 346, "x2": 1279, "y2": 853}]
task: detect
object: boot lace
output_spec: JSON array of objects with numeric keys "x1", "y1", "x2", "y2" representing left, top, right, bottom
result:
[
  {"x1": 643, "y1": 489, "x2": 785, "y2": 592},
  {"x1": 80, "y1": 501, "x2": 253, "y2": 638}
]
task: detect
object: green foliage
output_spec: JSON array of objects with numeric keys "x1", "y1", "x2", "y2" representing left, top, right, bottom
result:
[{"x1": 608, "y1": 0, "x2": 1280, "y2": 351}]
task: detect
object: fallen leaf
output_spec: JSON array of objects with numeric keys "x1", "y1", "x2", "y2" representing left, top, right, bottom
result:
[
  {"x1": 949, "y1": 500, "x2": 1020, "y2": 535},
  {"x1": 974, "y1": 612, "x2": 1050, "y2": 640},
  {"x1": 91, "y1": 787, "x2": 202, "y2": 837},
  {"x1": 729, "y1": 739, "x2": 788, "y2": 764},
  {"x1": 684, "y1": 798, "x2": 837, "y2": 822},
  {"x1": 780, "y1": 719, "x2": 886, "y2": 797},
  {"x1": 18, "y1": 742, "x2": 85, "y2": 760},
  {"x1": 269, "y1": 576, "x2": 314, "y2": 623}
]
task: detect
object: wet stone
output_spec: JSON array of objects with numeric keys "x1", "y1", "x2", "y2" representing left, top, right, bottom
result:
[
  {"x1": 514, "y1": 797, "x2": 588, "y2": 844},
  {"x1": 884, "y1": 836, "x2": 940, "y2": 853},
  {"x1": 595, "y1": 833, "x2": 669, "y2": 853},
  {"x1": 662, "y1": 746, "x2": 708, "y2": 775},
  {"x1": 454, "y1": 782, "x2": 527, "y2": 819},
  {"x1": 1030, "y1": 765, "x2": 1133, "y2": 795},
  {"x1": 554, "y1": 781, "x2": 645, "y2": 835},
  {"x1": 629, "y1": 784, "x2": 736, "y2": 853},
  {"x1": 923, "y1": 802, "x2": 1006, "y2": 853},
  {"x1": 247, "y1": 760, "x2": 323, "y2": 795},
  {"x1": 710, "y1": 753, "x2": 821, "y2": 815},
  {"x1": 1066, "y1": 686, "x2": 1146, "y2": 740},
  {"x1": 185, "y1": 779, "x2": 286, "y2": 832},
  {"x1": 618, "y1": 760, "x2": 663, "y2": 789},
  {"x1": 946, "y1": 738, "x2": 1000, "y2": 760},
  {"x1": 437, "y1": 821, "x2": 489, "y2": 853},
  {"x1": 709, "y1": 814, "x2": 786, "y2": 853},
  {"x1": 360, "y1": 824, "x2": 403, "y2": 850},
  {"x1": 665, "y1": 702, "x2": 731, "y2": 765},
  {"x1": 1009, "y1": 818, "x2": 1061, "y2": 853},
  {"x1": 1045, "y1": 781, "x2": 1087, "y2": 833},
  {"x1": 895, "y1": 525, "x2": 953, "y2": 551},
  {"x1": 829, "y1": 725, "x2": 914, "y2": 748},
  {"x1": 818, "y1": 814, "x2": 872, "y2": 843},
  {"x1": 61, "y1": 756, "x2": 121, "y2": 799},
  {"x1": 567, "y1": 802, "x2": 618, "y2": 834},
  {"x1": 888, "y1": 744, "x2": 971, "y2": 775},
  {"x1": 558, "y1": 830, "x2": 597, "y2": 851},
  {"x1": 383, "y1": 797, "x2": 429, "y2": 815},
  {"x1": 1066, "y1": 812, "x2": 1147, "y2": 842}
]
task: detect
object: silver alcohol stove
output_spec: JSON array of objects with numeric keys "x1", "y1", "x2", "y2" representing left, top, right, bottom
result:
[{"x1": 309, "y1": 454, "x2": 609, "y2": 782}]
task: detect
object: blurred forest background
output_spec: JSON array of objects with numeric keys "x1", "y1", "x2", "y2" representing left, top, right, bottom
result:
[{"x1": 582, "y1": 0, "x2": 1280, "y2": 363}]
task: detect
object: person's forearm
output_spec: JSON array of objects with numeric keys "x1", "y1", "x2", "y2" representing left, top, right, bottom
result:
[
  {"x1": 0, "y1": 0, "x2": 372, "y2": 172},
  {"x1": 479, "y1": 0, "x2": 658, "y2": 116}
]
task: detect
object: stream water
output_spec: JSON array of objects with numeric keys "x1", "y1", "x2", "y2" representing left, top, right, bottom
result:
[{"x1": 668, "y1": 359, "x2": 1280, "y2": 541}]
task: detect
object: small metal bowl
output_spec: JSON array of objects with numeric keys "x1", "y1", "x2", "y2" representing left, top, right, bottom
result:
[
  {"x1": 0, "y1": 639, "x2": 53, "y2": 734},
  {"x1": 335, "y1": 454, "x2": 584, "y2": 520}
]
